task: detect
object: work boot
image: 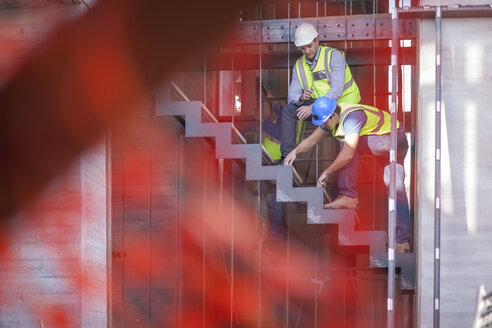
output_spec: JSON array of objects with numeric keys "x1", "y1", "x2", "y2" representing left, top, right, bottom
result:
[
  {"x1": 324, "y1": 195, "x2": 359, "y2": 209},
  {"x1": 395, "y1": 242, "x2": 410, "y2": 254}
]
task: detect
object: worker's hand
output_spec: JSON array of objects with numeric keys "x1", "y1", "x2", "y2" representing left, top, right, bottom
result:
[
  {"x1": 317, "y1": 171, "x2": 329, "y2": 188},
  {"x1": 299, "y1": 89, "x2": 313, "y2": 102},
  {"x1": 297, "y1": 104, "x2": 313, "y2": 120},
  {"x1": 284, "y1": 152, "x2": 296, "y2": 166}
]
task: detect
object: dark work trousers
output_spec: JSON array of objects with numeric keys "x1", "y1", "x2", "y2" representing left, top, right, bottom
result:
[
  {"x1": 266, "y1": 193, "x2": 286, "y2": 240},
  {"x1": 280, "y1": 101, "x2": 313, "y2": 158},
  {"x1": 336, "y1": 130, "x2": 411, "y2": 243}
]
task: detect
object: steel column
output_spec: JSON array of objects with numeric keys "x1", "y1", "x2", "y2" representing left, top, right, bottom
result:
[
  {"x1": 387, "y1": 4, "x2": 399, "y2": 328},
  {"x1": 433, "y1": 6, "x2": 442, "y2": 328},
  {"x1": 257, "y1": 3, "x2": 264, "y2": 327}
]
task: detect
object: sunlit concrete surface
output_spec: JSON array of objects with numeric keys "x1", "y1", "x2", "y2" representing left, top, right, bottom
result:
[{"x1": 417, "y1": 16, "x2": 492, "y2": 328}]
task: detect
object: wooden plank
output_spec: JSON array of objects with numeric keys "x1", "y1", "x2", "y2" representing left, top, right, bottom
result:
[
  {"x1": 1, "y1": 276, "x2": 81, "y2": 294},
  {"x1": 119, "y1": 208, "x2": 148, "y2": 221},
  {"x1": 150, "y1": 160, "x2": 179, "y2": 173},
  {"x1": 17, "y1": 208, "x2": 80, "y2": 227},
  {"x1": 150, "y1": 171, "x2": 177, "y2": 184},
  {"x1": 119, "y1": 184, "x2": 149, "y2": 198},
  {"x1": 0, "y1": 259, "x2": 79, "y2": 278},
  {"x1": 121, "y1": 171, "x2": 151, "y2": 186},
  {"x1": 150, "y1": 196, "x2": 177, "y2": 210},
  {"x1": 149, "y1": 149, "x2": 180, "y2": 162},
  {"x1": 25, "y1": 191, "x2": 81, "y2": 211},
  {"x1": 149, "y1": 289, "x2": 177, "y2": 327},
  {"x1": 1, "y1": 242, "x2": 80, "y2": 260},
  {"x1": 151, "y1": 184, "x2": 176, "y2": 197},
  {"x1": 123, "y1": 196, "x2": 150, "y2": 210},
  {"x1": 0, "y1": 293, "x2": 81, "y2": 311},
  {"x1": 7, "y1": 225, "x2": 81, "y2": 244},
  {"x1": 112, "y1": 215, "x2": 177, "y2": 234}
]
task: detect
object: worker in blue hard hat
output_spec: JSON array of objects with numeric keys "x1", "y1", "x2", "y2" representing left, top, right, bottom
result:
[
  {"x1": 284, "y1": 97, "x2": 412, "y2": 253},
  {"x1": 278, "y1": 22, "x2": 361, "y2": 162}
]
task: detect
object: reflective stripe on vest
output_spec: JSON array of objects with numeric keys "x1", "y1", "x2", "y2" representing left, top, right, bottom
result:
[
  {"x1": 333, "y1": 103, "x2": 400, "y2": 140},
  {"x1": 262, "y1": 136, "x2": 282, "y2": 160},
  {"x1": 262, "y1": 120, "x2": 307, "y2": 160},
  {"x1": 295, "y1": 46, "x2": 360, "y2": 103},
  {"x1": 323, "y1": 48, "x2": 355, "y2": 93}
]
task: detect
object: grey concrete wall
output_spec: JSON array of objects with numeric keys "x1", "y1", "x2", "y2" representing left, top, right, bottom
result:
[{"x1": 417, "y1": 16, "x2": 492, "y2": 328}]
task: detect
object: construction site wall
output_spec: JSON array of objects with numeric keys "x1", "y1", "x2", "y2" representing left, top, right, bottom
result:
[{"x1": 416, "y1": 9, "x2": 492, "y2": 328}]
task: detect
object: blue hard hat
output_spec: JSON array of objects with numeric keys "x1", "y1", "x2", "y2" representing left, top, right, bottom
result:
[{"x1": 312, "y1": 97, "x2": 337, "y2": 126}]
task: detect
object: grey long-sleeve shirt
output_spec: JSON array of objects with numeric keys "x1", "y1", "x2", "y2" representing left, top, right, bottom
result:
[{"x1": 287, "y1": 46, "x2": 347, "y2": 106}]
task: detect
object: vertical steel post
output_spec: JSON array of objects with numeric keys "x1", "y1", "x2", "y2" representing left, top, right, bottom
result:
[
  {"x1": 388, "y1": 3, "x2": 399, "y2": 328},
  {"x1": 203, "y1": 54, "x2": 207, "y2": 108},
  {"x1": 287, "y1": 3, "x2": 291, "y2": 85},
  {"x1": 148, "y1": 116, "x2": 152, "y2": 325},
  {"x1": 285, "y1": 4, "x2": 291, "y2": 328},
  {"x1": 257, "y1": 3, "x2": 264, "y2": 327},
  {"x1": 177, "y1": 136, "x2": 184, "y2": 328},
  {"x1": 203, "y1": 53, "x2": 208, "y2": 326},
  {"x1": 434, "y1": 6, "x2": 442, "y2": 328},
  {"x1": 230, "y1": 174, "x2": 235, "y2": 328},
  {"x1": 202, "y1": 159, "x2": 207, "y2": 326},
  {"x1": 259, "y1": 2, "x2": 263, "y2": 145},
  {"x1": 232, "y1": 34, "x2": 235, "y2": 125},
  {"x1": 315, "y1": 3, "x2": 319, "y2": 182}
]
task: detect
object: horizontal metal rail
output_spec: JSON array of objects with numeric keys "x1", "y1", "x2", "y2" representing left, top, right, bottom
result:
[
  {"x1": 398, "y1": 4, "x2": 492, "y2": 19},
  {"x1": 195, "y1": 46, "x2": 416, "y2": 71},
  {"x1": 236, "y1": 13, "x2": 416, "y2": 44}
]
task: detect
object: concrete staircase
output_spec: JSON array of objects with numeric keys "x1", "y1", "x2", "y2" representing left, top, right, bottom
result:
[{"x1": 155, "y1": 81, "x2": 414, "y2": 290}]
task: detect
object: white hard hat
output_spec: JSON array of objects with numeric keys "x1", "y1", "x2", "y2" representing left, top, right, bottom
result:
[{"x1": 294, "y1": 22, "x2": 318, "y2": 47}]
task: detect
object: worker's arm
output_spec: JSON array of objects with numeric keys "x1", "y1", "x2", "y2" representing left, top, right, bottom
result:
[
  {"x1": 323, "y1": 50, "x2": 346, "y2": 100},
  {"x1": 289, "y1": 65, "x2": 313, "y2": 120},
  {"x1": 284, "y1": 126, "x2": 328, "y2": 165},
  {"x1": 317, "y1": 132, "x2": 359, "y2": 187},
  {"x1": 287, "y1": 66, "x2": 304, "y2": 106}
]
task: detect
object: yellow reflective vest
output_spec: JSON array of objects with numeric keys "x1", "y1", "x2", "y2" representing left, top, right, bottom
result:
[
  {"x1": 295, "y1": 46, "x2": 361, "y2": 104},
  {"x1": 332, "y1": 103, "x2": 400, "y2": 141},
  {"x1": 262, "y1": 120, "x2": 306, "y2": 160}
]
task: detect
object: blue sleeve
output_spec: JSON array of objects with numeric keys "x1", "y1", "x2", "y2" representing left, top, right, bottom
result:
[{"x1": 343, "y1": 110, "x2": 367, "y2": 135}]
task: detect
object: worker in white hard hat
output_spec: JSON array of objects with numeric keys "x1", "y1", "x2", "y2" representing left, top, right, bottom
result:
[{"x1": 278, "y1": 22, "x2": 361, "y2": 161}]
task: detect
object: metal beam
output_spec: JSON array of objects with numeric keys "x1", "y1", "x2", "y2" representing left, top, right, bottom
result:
[
  {"x1": 397, "y1": 4, "x2": 492, "y2": 19},
  {"x1": 235, "y1": 14, "x2": 417, "y2": 43},
  {"x1": 200, "y1": 47, "x2": 416, "y2": 71}
]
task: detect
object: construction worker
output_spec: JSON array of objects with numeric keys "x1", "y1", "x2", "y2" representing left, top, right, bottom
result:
[
  {"x1": 284, "y1": 97, "x2": 412, "y2": 253},
  {"x1": 279, "y1": 22, "x2": 361, "y2": 161},
  {"x1": 264, "y1": 22, "x2": 360, "y2": 245},
  {"x1": 262, "y1": 103, "x2": 283, "y2": 160},
  {"x1": 262, "y1": 105, "x2": 305, "y2": 161}
]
